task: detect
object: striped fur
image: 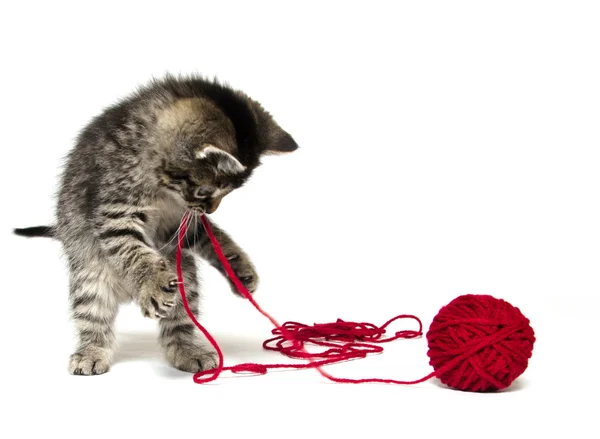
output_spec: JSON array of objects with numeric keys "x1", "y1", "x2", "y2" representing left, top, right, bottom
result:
[{"x1": 16, "y1": 74, "x2": 298, "y2": 375}]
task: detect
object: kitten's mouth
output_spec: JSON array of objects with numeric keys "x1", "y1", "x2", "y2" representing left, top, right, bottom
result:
[
  {"x1": 187, "y1": 204, "x2": 206, "y2": 214},
  {"x1": 187, "y1": 196, "x2": 222, "y2": 214}
]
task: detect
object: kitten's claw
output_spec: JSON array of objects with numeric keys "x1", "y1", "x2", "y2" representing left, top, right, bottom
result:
[
  {"x1": 138, "y1": 260, "x2": 179, "y2": 319},
  {"x1": 161, "y1": 278, "x2": 179, "y2": 293},
  {"x1": 224, "y1": 252, "x2": 259, "y2": 295}
]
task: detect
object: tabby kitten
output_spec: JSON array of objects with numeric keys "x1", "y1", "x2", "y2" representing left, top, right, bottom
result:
[{"x1": 14, "y1": 74, "x2": 298, "y2": 375}]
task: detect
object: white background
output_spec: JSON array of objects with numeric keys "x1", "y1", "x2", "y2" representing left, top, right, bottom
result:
[{"x1": 1, "y1": 1, "x2": 598, "y2": 438}]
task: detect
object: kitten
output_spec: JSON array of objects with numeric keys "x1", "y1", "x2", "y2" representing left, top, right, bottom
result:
[{"x1": 14, "y1": 74, "x2": 298, "y2": 375}]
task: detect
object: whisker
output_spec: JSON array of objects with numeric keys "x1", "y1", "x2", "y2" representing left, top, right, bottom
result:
[
  {"x1": 157, "y1": 215, "x2": 186, "y2": 252},
  {"x1": 177, "y1": 210, "x2": 192, "y2": 248},
  {"x1": 185, "y1": 210, "x2": 194, "y2": 250},
  {"x1": 192, "y1": 209, "x2": 199, "y2": 250}
]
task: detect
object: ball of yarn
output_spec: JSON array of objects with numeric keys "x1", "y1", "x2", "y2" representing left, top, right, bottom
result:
[{"x1": 426, "y1": 294, "x2": 535, "y2": 392}]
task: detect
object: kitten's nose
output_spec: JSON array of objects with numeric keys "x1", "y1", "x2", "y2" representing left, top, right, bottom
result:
[{"x1": 206, "y1": 197, "x2": 222, "y2": 214}]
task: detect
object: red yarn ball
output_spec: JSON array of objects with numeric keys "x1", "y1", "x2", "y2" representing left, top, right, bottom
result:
[{"x1": 426, "y1": 294, "x2": 535, "y2": 392}]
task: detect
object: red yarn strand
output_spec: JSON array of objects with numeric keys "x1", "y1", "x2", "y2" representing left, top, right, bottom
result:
[
  {"x1": 176, "y1": 212, "x2": 535, "y2": 390},
  {"x1": 176, "y1": 211, "x2": 223, "y2": 383},
  {"x1": 176, "y1": 212, "x2": 434, "y2": 385}
]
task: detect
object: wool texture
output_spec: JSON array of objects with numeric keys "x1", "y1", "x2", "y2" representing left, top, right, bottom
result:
[
  {"x1": 176, "y1": 212, "x2": 535, "y2": 391},
  {"x1": 426, "y1": 294, "x2": 536, "y2": 391}
]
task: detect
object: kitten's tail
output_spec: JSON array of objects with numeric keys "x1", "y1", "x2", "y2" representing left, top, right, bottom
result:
[{"x1": 13, "y1": 225, "x2": 56, "y2": 238}]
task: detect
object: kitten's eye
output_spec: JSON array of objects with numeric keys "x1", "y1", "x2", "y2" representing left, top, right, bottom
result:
[{"x1": 194, "y1": 186, "x2": 213, "y2": 199}]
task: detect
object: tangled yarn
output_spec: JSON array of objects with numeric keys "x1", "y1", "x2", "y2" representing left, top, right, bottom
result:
[{"x1": 176, "y1": 212, "x2": 535, "y2": 392}]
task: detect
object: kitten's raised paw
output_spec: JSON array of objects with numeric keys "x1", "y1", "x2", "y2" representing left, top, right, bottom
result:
[
  {"x1": 225, "y1": 253, "x2": 259, "y2": 295},
  {"x1": 69, "y1": 352, "x2": 110, "y2": 376},
  {"x1": 166, "y1": 345, "x2": 219, "y2": 373},
  {"x1": 138, "y1": 259, "x2": 179, "y2": 319}
]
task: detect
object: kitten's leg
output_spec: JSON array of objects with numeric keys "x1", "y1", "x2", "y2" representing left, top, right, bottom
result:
[
  {"x1": 158, "y1": 249, "x2": 218, "y2": 372},
  {"x1": 94, "y1": 205, "x2": 179, "y2": 319},
  {"x1": 187, "y1": 216, "x2": 259, "y2": 296},
  {"x1": 67, "y1": 262, "x2": 119, "y2": 375}
]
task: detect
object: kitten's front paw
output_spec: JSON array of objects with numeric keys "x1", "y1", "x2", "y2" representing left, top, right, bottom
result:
[
  {"x1": 166, "y1": 344, "x2": 219, "y2": 373},
  {"x1": 225, "y1": 253, "x2": 259, "y2": 295},
  {"x1": 69, "y1": 352, "x2": 111, "y2": 376},
  {"x1": 138, "y1": 259, "x2": 179, "y2": 319}
]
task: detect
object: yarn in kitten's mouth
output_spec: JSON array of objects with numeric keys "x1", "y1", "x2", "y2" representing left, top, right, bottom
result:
[{"x1": 187, "y1": 205, "x2": 206, "y2": 213}]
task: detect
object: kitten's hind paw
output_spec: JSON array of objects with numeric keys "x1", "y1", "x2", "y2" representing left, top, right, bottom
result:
[
  {"x1": 165, "y1": 344, "x2": 219, "y2": 373},
  {"x1": 68, "y1": 352, "x2": 111, "y2": 376}
]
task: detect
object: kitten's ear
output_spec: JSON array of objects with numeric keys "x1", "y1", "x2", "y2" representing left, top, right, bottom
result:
[
  {"x1": 196, "y1": 144, "x2": 246, "y2": 174},
  {"x1": 263, "y1": 127, "x2": 299, "y2": 155},
  {"x1": 252, "y1": 101, "x2": 299, "y2": 154}
]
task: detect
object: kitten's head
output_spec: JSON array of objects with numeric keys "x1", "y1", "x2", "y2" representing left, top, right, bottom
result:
[{"x1": 154, "y1": 77, "x2": 298, "y2": 213}]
